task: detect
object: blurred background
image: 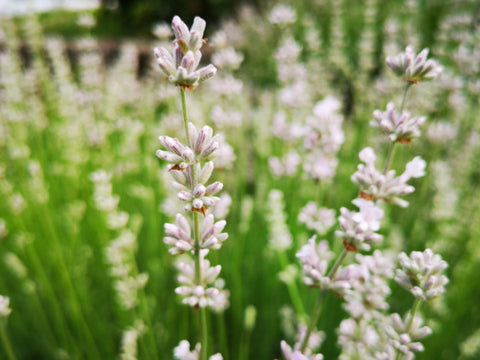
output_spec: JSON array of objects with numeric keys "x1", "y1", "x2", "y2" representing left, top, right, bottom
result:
[{"x1": 1, "y1": 1, "x2": 480, "y2": 360}]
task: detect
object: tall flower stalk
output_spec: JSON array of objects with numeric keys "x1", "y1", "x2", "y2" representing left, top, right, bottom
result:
[{"x1": 154, "y1": 16, "x2": 227, "y2": 360}]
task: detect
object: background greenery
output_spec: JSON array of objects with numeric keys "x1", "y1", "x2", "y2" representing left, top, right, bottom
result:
[{"x1": 1, "y1": 0, "x2": 480, "y2": 359}]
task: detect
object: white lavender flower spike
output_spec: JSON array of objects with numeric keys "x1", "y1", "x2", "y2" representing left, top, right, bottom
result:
[
  {"x1": 385, "y1": 312, "x2": 432, "y2": 359},
  {"x1": 175, "y1": 251, "x2": 229, "y2": 309},
  {"x1": 157, "y1": 135, "x2": 194, "y2": 170},
  {"x1": 296, "y1": 235, "x2": 334, "y2": 288},
  {"x1": 335, "y1": 198, "x2": 384, "y2": 252},
  {"x1": 371, "y1": 102, "x2": 427, "y2": 143},
  {"x1": 164, "y1": 214, "x2": 228, "y2": 254},
  {"x1": 154, "y1": 16, "x2": 216, "y2": 89},
  {"x1": 395, "y1": 249, "x2": 449, "y2": 301},
  {"x1": 351, "y1": 147, "x2": 427, "y2": 207},
  {"x1": 281, "y1": 325, "x2": 324, "y2": 360},
  {"x1": 386, "y1": 45, "x2": 443, "y2": 83}
]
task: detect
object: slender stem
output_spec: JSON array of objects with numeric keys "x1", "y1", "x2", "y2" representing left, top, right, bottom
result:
[
  {"x1": 399, "y1": 82, "x2": 411, "y2": 114},
  {"x1": 327, "y1": 248, "x2": 348, "y2": 279},
  {"x1": 180, "y1": 87, "x2": 208, "y2": 360},
  {"x1": 180, "y1": 88, "x2": 191, "y2": 147},
  {"x1": 300, "y1": 249, "x2": 348, "y2": 352},
  {"x1": 383, "y1": 142, "x2": 396, "y2": 175},
  {"x1": 407, "y1": 299, "x2": 422, "y2": 333},
  {"x1": 383, "y1": 82, "x2": 411, "y2": 175},
  {"x1": 201, "y1": 307, "x2": 208, "y2": 360},
  {"x1": 278, "y1": 251, "x2": 306, "y2": 321},
  {"x1": 0, "y1": 323, "x2": 17, "y2": 360}
]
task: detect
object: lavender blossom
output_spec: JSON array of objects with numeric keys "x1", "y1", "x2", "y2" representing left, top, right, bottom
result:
[
  {"x1": 386, "y1": 46, "x2": 443, "y2": 83},
  {"x1": 175, "y1": 251, "x2": 229, "y2": 309},
  {"x1": 342, "y1": 251, "x2": 395, "y2": 320},
  {"x1": 281, "y1": 325, "x2": 325, "y2": 360},
  {"x1": 385, "y1": 313, "x2": 432, "y2": 359},
  {"x1": 395, "y1": 249, "x2": 449, "y2": 301},
  {"x1": 296, "y1": 235, "x2": 334, "y2": 288},
  {"x1": 174, "y1": 340, "x2": 223, "y2": 360},
  {"x1": 335, "y1": 198, "x2": 384, "y2": 252},
  {"x1": 337, "y1": 318, "x2": 380, "y2": 359},
  {"x1": 371, "y1": 102, "x2": 426, "y2": 143},
  {"x1": 351, "y1": 147, "x2": 426, "y2": 207},
  {"x1": 163, "y1": 213, "x2": 228, "y2": 254},
  {"x1": 154, "y1": 16, "x2": 217, "y2": 89},
  {"x1": 298, "y1": 202, "x2": 336, "y2": 236}
]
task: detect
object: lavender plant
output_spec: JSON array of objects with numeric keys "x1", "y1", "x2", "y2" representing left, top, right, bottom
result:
[
  {"x1": 154, "y1": 15, "x2": 227, "y2": 360},
  {"x1": 280, "y1": 46, "x2": 449, "y2": 360}
]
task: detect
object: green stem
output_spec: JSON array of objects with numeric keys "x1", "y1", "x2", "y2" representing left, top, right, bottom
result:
[
  {"x1": 0, "y1": 323, "x2": 17, "y2": 360},
  {"x1": 180, "y1": 87, "x2": 208, "y2": 360},
  {"x1": 180, "y1": 88, "x2": 191, "y2": 147},
  {"x1": 399, "y1": 82, "x2": 411, "y2": 114},
  {"x1": 383, "y1": 82, "x2": 411, "y2": 174},
  {"x1": 300, "y1": 249, "x2": 348, "y2": 352},
  {"x1": 383, "y1": 142, "x2": 397, "y2": 175},
  {"x1": 201, "y1": 307, "x2": 208, "y2": 360},
  {"x1": 407, "y1": 299, "x2": 422, "y2": 333},
  {"x1": 278, "y1": 251, "x2": 306, "y2": 321}
]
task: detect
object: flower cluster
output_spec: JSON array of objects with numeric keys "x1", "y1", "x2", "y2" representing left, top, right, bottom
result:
[
  {"x1": 335, "y1": 198, "x2": 384, "y2": 252},
  {"x1": 175, "y1": 250, "x2": 229, "y2": 310},
  {"x1": 164, "y1": 213, "x2": 228, "y2": 254},
  {"x1": 281, "y1": 325, "x2": 325, "y2": 360},
  {"x1": 386, "y1": 46, "x2": 443, "y2": 83},
  {"x1": 395, "y1": 249, "x2": 449, "y2": 301},
  {"x1": 351, "y1": 147, "x2": 426, "y2": 207},
  {"x1": 385, "y1": 313, "x2": 432, "y2": 359},
  {"x1": 154, "y1": 16, "x2": 216, "y2": 89},
  {"x1": 371, "y1": 102, "x2": 426, "y2": 143},
  {"x1": 174, "y1": 340, "x2": 223, "y2": 360},
  {"x1": 158, "y1": 124, "x2": 224, "y2": 215},
  {"x1": 296, "y1": 236, "x2": 334, "y2": 288},
  {"x1": 341, "y1": 251, "x2": 394, "y2": 320},
  {"x1": 298, "y1": 202, "x2": 336, "y2": 236}
]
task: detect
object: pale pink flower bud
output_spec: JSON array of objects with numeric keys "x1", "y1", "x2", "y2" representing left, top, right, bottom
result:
[
  {"x1": 197, "y1": 64, "x2": 217, "y2": 82},
  {"x1": 194, "y1": 126, "x2": 213, "y2": 154},
  {"x1": 178, "y1": 191, "x2": 192, "y2": 201},
  {"x1": 181, "y1": 51, "x2": 196, "y2": 72},
  {"x1": 154, "y1": 47, "x2": 176, "y2": 76},
  {"x1": 205, "y1": 181, "x2": 223, "y2": 196},
  {"x1": 193, "y1": 199, "x2": 204, "y2": 209},
  {"x1": 193, "y1": 184, "x2": 206, "y2": 198},
  {"x1": 172, "y1": 16, "x2": 190, "y2": 47},
  {"x1": 199, "y1": 161, "x2": 214, "y2": 184}
]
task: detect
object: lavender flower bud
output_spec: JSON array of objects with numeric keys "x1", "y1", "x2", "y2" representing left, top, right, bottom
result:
[
  {"x1": 154, "y1": 47, "x2": 176, "y2": 76},
  {"x1": 193, "y1": 184, "x2": 206, "y2": 198},
  {"x1": 199, "y1": 161, "x2": 215, "y2": 184},
  {"x1": 197, "y1": 64, "x2": 217, "y2": 82},
  {"x1": 181, "y1": 51, "x2": 196, "y2": 73},
  {"x1": 205, "y1": 181, "x2": 223, "y2": 196},
  {"x1": 194, "y1": 126, "x2": 213, "y2": 154}
]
